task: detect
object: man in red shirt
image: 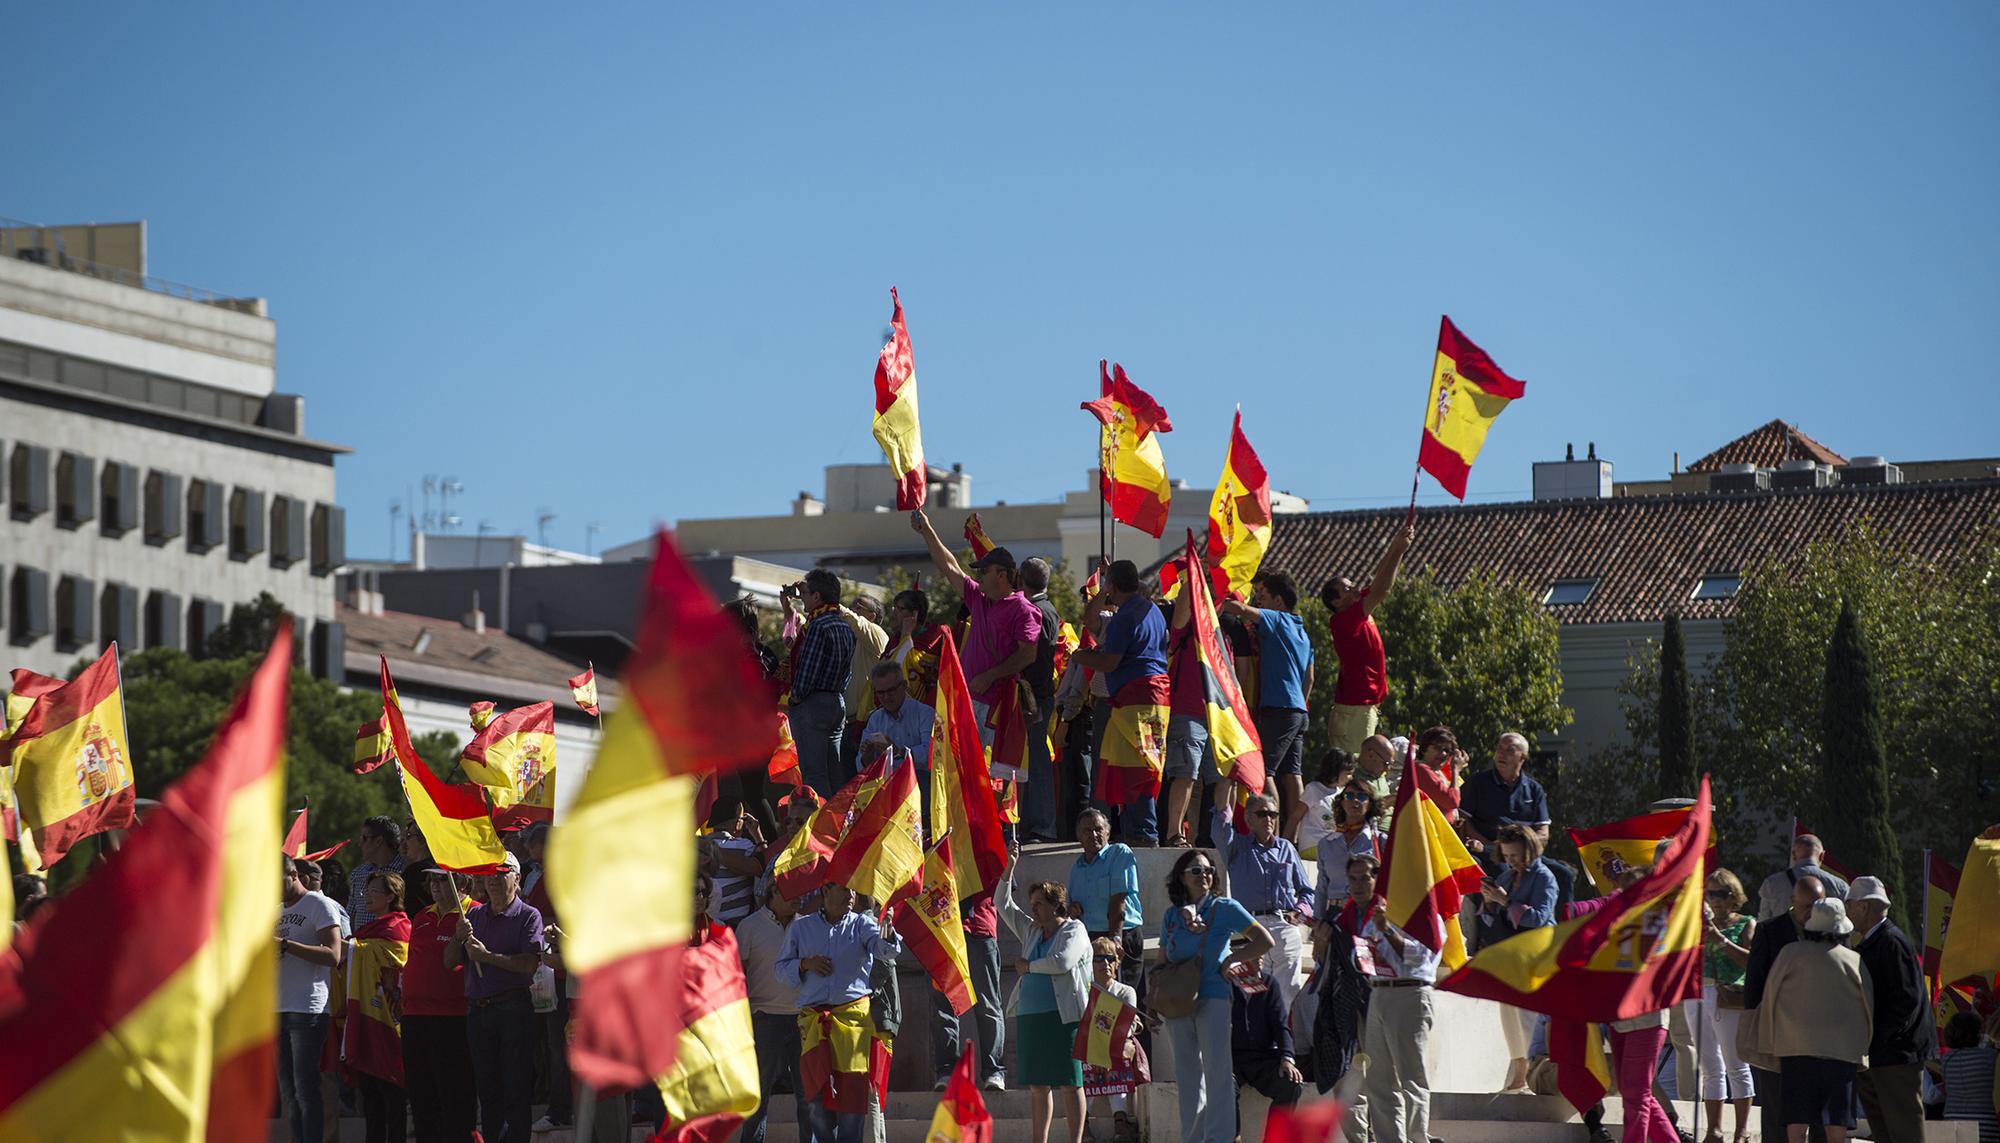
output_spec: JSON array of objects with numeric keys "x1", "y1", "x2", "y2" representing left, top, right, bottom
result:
[
  {"x1": 1316, "y1": 526, "x2": 1414, "y2": 756},
  {"x1": 402, "y1": 866, "x2": 478, "y2": 1143}
]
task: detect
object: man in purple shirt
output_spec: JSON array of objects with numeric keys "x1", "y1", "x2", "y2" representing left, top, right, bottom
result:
[
  {"x1": 910, "y1": 509, "x2": 1042, "y2": 737},
  {"x1": 444, "y1": 851, "x2": 544, "y2": 1142}
]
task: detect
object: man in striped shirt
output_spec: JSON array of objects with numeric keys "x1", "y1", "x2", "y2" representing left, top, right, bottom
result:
[{"x1": 348, "y1": 815, "x2": 408, "y2": 929}]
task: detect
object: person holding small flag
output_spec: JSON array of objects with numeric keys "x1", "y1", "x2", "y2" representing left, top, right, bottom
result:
[
  {"x1": 1315, "y1": 525, "x2": 1414, "y2": 757},
  {"x1": 910, "y1": 510, "x2": 1043, "y2": 774},
  {"x1": 443, "y1": 851, "x2": 544, "y2": 1143},
  {"x1": 778, "y1": 881, "x2": 902, "y2": 1143},
  {"x1": 402, "y1": 868, "x2": 478, "y2": 1143}
]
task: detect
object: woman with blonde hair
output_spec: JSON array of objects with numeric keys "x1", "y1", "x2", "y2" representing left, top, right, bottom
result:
[{"x1": 1688, "y1": 869, "x2": 1757, "y2": 1143}]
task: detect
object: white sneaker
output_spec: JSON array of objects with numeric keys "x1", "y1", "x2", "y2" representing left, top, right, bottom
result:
[
  {"x1": 532, "y1": 1116, "x2": 562, "y2": 1133},
  {"x1": 981, "y1": 1074, "x2": 1006, "y2": 1091},
  {"x1": 934, "y1": 1076, "x2": 950, "y2": 1092}
]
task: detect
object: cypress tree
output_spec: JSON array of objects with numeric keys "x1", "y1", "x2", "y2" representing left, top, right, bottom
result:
[
  {"x1": 1821, "y1": 600, "x2": 1907, "y2": 931},
  {"x1": 1657, "y1": 613, "x2": 1695, "y2": 800}
]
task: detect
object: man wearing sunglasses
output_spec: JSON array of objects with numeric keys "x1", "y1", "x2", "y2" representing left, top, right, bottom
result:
[{"x1": 1208, "y1": 793, "x2": 1312, "y2": 1022}]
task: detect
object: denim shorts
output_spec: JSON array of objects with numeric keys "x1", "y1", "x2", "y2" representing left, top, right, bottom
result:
[{"x1": 1164, "y1": 713, "x2": 1211, "y2": 780}]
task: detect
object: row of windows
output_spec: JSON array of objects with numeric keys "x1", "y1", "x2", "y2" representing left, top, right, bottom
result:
[
  {"x1": 4, "y1": 443, "x2": 344, "y2": 572},
  {"x1": 1541, "y1": 574, "x2": 1743, "y2": 607},
  {"x1": 0, "y1": 339, "x2": 267, "y2": 427},
  {"x1": 3, "y1": 566, "x2": 344, "y2": 676}
]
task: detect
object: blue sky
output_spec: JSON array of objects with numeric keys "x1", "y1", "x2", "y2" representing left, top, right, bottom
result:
[{"x1": 10, "y1": 4, "x2": 1996, "y2": 560}]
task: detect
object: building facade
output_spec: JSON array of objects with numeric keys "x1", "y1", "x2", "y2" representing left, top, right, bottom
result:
[{"x1": 0, "y1": 221, "x2": 348, "y2": 679}]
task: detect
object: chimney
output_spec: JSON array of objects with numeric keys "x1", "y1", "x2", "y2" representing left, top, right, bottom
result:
[
  {"x1": 1533, "y1": 445, "x2": 1613, "y2": 501},
  {"x1": 463, "y1": 589, "x2": 486, "y2": 634}
]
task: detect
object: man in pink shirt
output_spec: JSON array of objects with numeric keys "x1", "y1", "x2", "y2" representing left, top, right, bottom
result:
[{"x1": 911, "y1": 510, "x2": 1042, "y2": 746}]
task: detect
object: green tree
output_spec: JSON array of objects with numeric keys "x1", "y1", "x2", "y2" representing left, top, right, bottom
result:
[
  {"x1": 1821, "y1": 601, "x2": 1907, "y2": 931},
  {"x1": 1657, "y1": 613, "x2": 1695, "y2": 801},
  {"x1": 1297, "y1": 567, "x2": 1573, "y2": 765}
]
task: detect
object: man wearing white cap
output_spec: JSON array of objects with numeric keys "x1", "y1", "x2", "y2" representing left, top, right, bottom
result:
[{"x1": 1847, "y1": 875, "x2": 1935, "y2": 1143}]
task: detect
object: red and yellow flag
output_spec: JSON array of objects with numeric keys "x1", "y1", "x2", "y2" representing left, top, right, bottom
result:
[
  {"x1": 1443, "y1": 778, "x2": 1714, "y2": 1021},
  {"x1": 1263, "y1": 1100, "x2": 1348, "y2": 1143},
  {"x1": 769, "y1": 711, "x2": 802, "y2": 790},
  {"x1": 1179, "y1": 529, "x2": 1265, "y2": 794},
  {"x1": 1418, "y1": 316, "x2": 1526, "y2": 500},
  {"x1": 1376, "y1": 755, "x2": 1484, "y2": 969},
  {"x1": 894, "y1": 839, "x2": 976, "y2": 1015},
  {"x1": 929, "y1": 631, "x2": 1009, "y2": 899},
  {"x1": 871, "y1": 287, "x2": 926, "y2": 511},
  {"x1": 459, "y1": 701, "x2": 558, "y2": 832},
  {"x1": 0, "y1": 621, "x2": 291, "y2": 1140},
  {"x1": 468, "y1": 701, "x2": 496, "y2": 730},
  {"x1": 772, "y1": 763, "x2": 879, "y2": 900},
  {"x1": 376, "y1": 659, "x2": 509, "y2": 874},
  {"x1": 547, "y1": 531, "x2": 777, "y2": 1092},
  {"x1": 1570, "y1": 806, "x2": 1699, "y2": 897},
  {"x1": 963, "y1": 512, "x2": 996, "y2": 560},
  {"x1": 1201, "y1": 409, "x2": 1273, "y2": 599},
  {"x1": 1548, "y1": 1017, "x2": 1612, "y2": 1114},
  {"x1": 1082, "y1": 361, "x2": 1173, "y2": 538},
  {"x1": 341, "y1": 913, "x2": 410, "y2": 1085},
  {"x1": 1094, "y1": 674, "x2": 1171, "y2": 809},
  {"x1": 568, "y1": 667, "x2": 600, "y2": 717},
  {"x1": 2, "y1": 645, "x2": 135, "y2": 868},
  {"x1": 1922, "y1": 851, "x2": 1960, "y2": 997},
  {"x1": 1937, "y1": 827, "x2": 2000, "y2": 997},
  {"x1": 353, "y1": 714, "x2": 393, "y2": 774},
  {"x1": 1071, "y1": 985, "x2": 1140, "y2": 1069},
  {"x1": 282, "y1": 805, "x2": 350, "y2": 863},
  {"x1": 655, "y1": 923, "x2": 762, "y2": 1143},
  {"x1": 828, "y1": 753, "x2": 925, "y2": 905},
  {"x1": 927, "y1": 1043, "x2": 993, "y2": 1143}
]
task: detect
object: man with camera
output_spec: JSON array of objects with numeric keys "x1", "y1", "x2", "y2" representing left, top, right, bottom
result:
[{"x1": 782, "y1": 569, "x2": 858, "y2": 798}]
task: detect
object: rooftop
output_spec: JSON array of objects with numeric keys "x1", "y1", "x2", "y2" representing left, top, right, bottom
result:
[
  {"x1": 340, "y1": 604, "x2": 616, "y2": 711},
  {"x1": 1684, "y1": 418, "x2": 1847, "y2": 473}
]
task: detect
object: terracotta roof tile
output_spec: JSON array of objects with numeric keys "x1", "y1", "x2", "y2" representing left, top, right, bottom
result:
[
  {"x1": 1262, "y1": 479, "x2": 2000, "y2": 625},
  {"x1": 1685, "y1": 419, "x2": 1847, "y2": 473}
]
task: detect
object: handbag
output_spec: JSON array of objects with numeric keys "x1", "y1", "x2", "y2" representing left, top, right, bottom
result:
[
  {"x1": 1146, "y1": 901, "x2": 1214, "y2": 1020},
  {"x1": 1715, "y1": 982, "x2": 1746, "y2": 1010}
]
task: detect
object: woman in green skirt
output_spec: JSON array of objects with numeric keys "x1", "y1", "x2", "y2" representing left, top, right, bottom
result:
[{"x1": 999, "y1": 848, "x2": 1093, "y2": 1143}]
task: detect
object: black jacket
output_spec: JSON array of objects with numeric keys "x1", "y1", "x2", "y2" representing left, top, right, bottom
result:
[
  {"x1": 1743, "y1": 910, "x2": 1800, "y2": 1011},
  {"x1": 1853, "y1": 920, "x2": 1935, "y2": 1065}
]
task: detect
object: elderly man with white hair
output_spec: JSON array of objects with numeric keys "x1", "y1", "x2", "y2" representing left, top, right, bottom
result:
[
  {"x1": 1210, "y1": 792, "x2": 1313, "y2": 1019},
  {"x1": 1457, "y1": 732, "x2": 1551, "y2": 875}
]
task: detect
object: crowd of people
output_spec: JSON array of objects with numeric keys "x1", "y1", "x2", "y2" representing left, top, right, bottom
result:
[{"x1": 102, "y1": 504, "x2": 1987, "y2": 1143}]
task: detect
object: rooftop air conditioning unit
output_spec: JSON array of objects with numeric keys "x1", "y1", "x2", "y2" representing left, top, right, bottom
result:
[
  {"x1": 1841, "y1": 456, "x2": 1903, "y2": 486},
  {"x1": 1709, "y1": 462, "x2": 1770, "y2": 493},
  {"x1": 1772, "y1": 459, "x2": 1834, "y2": 489}
]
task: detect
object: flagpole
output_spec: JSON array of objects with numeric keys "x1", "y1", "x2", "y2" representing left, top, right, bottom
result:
[
  {"x1": 1107, "y1": 423, "x2": 1119, "y2": 570},
  {"x1": 109, "y1": 641, "x2": 133, "y2": 855},
  {"x1": 1408, "y1": 331, "x2": 1441, "y2": 527},
  {"x1": 574, "y1": 1083, "x2": 596, "y2": 1140}
]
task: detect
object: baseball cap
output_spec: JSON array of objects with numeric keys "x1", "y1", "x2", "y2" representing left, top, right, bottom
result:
[
  {"x1": 969, "y1": 546, "x2": 1017, "y2": 573},
  {"x1": 1848, "y1": 875, "x2": 1891, "y2": 904},
  {"x1": 498, "y1": 851, "x2": 522, "y2": 874}
]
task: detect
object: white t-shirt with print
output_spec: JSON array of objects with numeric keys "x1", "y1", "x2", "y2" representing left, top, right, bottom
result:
[{"x1": 277, "y1": 890, "x2": 344, "y2": 1014}]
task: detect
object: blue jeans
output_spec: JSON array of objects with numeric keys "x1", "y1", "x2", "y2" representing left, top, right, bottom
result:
[
  {"x1": 467, "y1": 992, "x2": 537, "y2": 1142},
  {"x1": 931, "y1": 933, "x2": 1005, "y2": 1083},
  {"x1": 1021, "y1": 693, "x2": 1059, "y2": 839},
  {"x1": 277, "y1": 1011, "x2": 331, "y2": 1143},
  {"x1": 1166, "y1": 998, "x2": 1236, "y2": 1143},
  {"x1": 744, "y1": 1011, "x2": 808, "y2": 1143},
  {"x1": 806, "y1": 1100, "x2": 866, "y2": 1143},
  {"x1": 1090, "y1": 697, "x2": 1157, "y2": 844},
  {"x1": 790, "y1": 692, "x2": 847, "y2": 798}
]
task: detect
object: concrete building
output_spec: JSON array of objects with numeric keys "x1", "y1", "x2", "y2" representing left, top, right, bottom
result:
[
  {"x1": 0, "y1": 220, "x2": 349, "y2": 678},
  {"x1": 618, "y1": 460, "x2": 1310, "y2": 584}
]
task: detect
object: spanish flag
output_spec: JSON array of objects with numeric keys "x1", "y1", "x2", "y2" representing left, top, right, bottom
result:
[
  {"x1": 1418, "y1": 316, "x2": 1526, "y2": 500},
  {"x1": 772, "y1": 763, "x2": 878, "y2": 901},
  {"x1": 282, "y1": 805, "x2": 349, "y2": 863},
  {"x1": 871, "y1": 287, "x2": 926, "y2": 511},
  {"x1": 799, "y1": 996, "x2": 881, "y2": 1115},
  {"x1": 1094, "y1": 672, "x2": 1171, "y2": 809},
  {"x1": 1938, "y1": 826, "x2": 2000, "y2": 997},
  {"x1": 1201, "y1": 409, "x2": 1273, "y2": 600},
  {"x1": 1548, "y1": 1017, "x2": 1612, "y2": 1114},
  {"x1": 769, "y1": 711, "x2": 802, "y2": 790},
  {"x1": 963, "y1": 511, "x2": 996, "y2": 560},
  {"x1": 0, "y1": 620, "x2": 290, "y2": 1140},
  {"x1": 1082, "y1": 361, "x2": 1173, "y2": 538},
  {"x1": 1922, "y1": 850, "x2": 1960, "y2": 997},
  {"x1": 378, "y1": 658, "x2": 510, "y2": 874},
  {"x1": 1179, "y1": 529, "x2": 1265, "y2": 794},
  {"x1": 1442, "y1": 778, "x2": 1713, "y2": 1021},
  {"x1": 1376, "y1": 751, "x2": 1484, "y2": 969},
  {"x1": 459, "y1": 700, "x2": 558, "y2": 832},
  {"x1": 569, "y1": 666, "x2": 600, "y2": 717},
  {"x1": 547, "y1": 530, "x2": 777, "y2": 1091},
  {"x1": 1, "y1": 644, "x2": 135, "y2": 868},
  {"x1": 929, "y1": 631, "x2": 1009, "y2": 899},
  {"x1": 893, "y1": 838, "x2": 976, "y2": 1015},
  {"x1": 656, "y1": 922, "x2": 761, "y2": 1143},
  {"x1": 827, "y1": 751, "x2": 925, "y2": 905},
  {"x1": 1071, "y1": 985, "x2": 1139, "y2": 1069},
  {"x1": 341, "y1": 912, "x2": 410, "y2": 1085},
  {"x1": 353, "y1": 714, "x2": 393, "y2": 774},
  {"x1": 927, "y1": 1043, "x2": 993, "y2": 1143},
  {"x1": 468, "y1": 700, "x2": 495, "y2": 730},
  {"x1": 1569, "y1": 806, "x2": 1698, "y2": 897}
]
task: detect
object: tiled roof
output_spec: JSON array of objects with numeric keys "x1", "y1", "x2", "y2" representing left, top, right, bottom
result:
[
  {"x1": 1685, "y1": 419, "x2": 1847, "y2": 472},
  {"x1": 340, "y1": 605, "x2": 617, "y2": 708},
  {"x1": 1261, "y1": 479, "x2": 2000, "y2": 626}
]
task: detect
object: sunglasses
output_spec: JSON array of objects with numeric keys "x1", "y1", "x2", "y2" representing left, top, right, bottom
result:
[
  {"x1": 1341, "y1": 790, "x2": 1370, "y2": 800},
  {"x1": 1186, "y1": 867, "x2": 1215, "y2": 877},
  {"x1": 1092, "y1": 955, "x2": 1118, "y2": 963},
  {"x1": 1252, "y1": 810, "x2": 1280, "y2": 819},
  {"x1": 1706, "y1": 890, "x2": 1733, "y2": 898}
]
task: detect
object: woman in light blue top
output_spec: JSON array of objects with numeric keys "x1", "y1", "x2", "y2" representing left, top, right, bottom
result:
[
  {"x1": 998, "y1": 852, "x2": 1092, "y2": 1143},
  {"x1": 1156, "y1": 848, "x2": 1275, "y2": 1143}
]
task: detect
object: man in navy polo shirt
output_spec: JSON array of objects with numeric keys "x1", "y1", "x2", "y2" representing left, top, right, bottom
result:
[
  {"x1": 444, "y1": 850, "x2": 545, "y2": 1142},
  {"x1": 1458, "y1": 733, "x2": 1550, "y2": 875}
]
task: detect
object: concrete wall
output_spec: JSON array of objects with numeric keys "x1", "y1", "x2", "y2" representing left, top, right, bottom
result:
[
  {"x1": 1552, "y1": 618, "x2": 1726, "y2": 757},
  {"x1": 0, "y1": 388, "x2": 339, "y2": 677}
]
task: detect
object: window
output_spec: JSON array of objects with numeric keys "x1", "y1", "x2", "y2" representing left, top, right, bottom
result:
[
  {"x1": 146, "y1": 591, "x2": 183, "y2": 651},
  {"x1": 187, "y1": 598, "x2": 224, "y2": 658},
  {"x1": 11, "y1": 444, "x2": 49, "y2": 520},
  {"x1": 56, "y1": 575, "x2": 94, "y2": 650},
  {"x1": 311, "y1": 503, "x2": 346, "y2": 575},
  {"x1": 56, "y1": 451, "x2": 95, "y2": 528},
  {"x1": 146, "y1": 471, "x2": 184, "y2": 543},
  {"x1": 1543, "y1": 579, "x2": 1598, "y2": 606},
  {"x1": 101, "y1": 461, "x2": 139, "y2": 537},
  {"x1": 270, "y1": 495, "x2": 305, "y2": 567},
  {"x1": 188, "y1": 479, "x2": 225, "y2": 552},
  {"x1": 100, "y1": 583, "x2": 138, "y2": 650},
  {"x1": 10, "y1": 567, "x2": 49, "y2": 644},
  {"x1": 230, "y1": 488, "x2": 266, "y2": 559},
  {"x1": 1692, "y1": 574, "x2": 1743, "y2": 601}
]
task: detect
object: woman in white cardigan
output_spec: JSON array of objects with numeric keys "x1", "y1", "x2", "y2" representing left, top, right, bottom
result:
[{"x1": 999, "y1": 851, "x2": 1093, "y2": 1143}]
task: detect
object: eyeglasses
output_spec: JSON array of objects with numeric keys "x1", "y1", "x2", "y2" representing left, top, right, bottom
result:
[
  {"x1": 1186, "y1": 867, "x2": 1215, "y2": 878},
  {"x1": 1251, "y1": 810, "x2": 1280, "y2": 819},
  {"x1": 1706, "y1": 889, "x2": 1733, "y2": 899},
  {"x1": 873, "y1": 685, "x2": 902, "y2": 699}
]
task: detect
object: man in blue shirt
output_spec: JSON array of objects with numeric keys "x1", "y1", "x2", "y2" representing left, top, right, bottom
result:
[
  {"x1": 1459, "y1": 732, "x2": 1552, "y2": 875},
  {"x1": 859, "y1": 660, "x2": 935, "y2": 818},
  {"x1": 1222, "y1": 571, "x2": 1314, "y2": 843},
  {"x1": 777, "y1": 883, "x2": 902, "y2": 1143},
  {"x1": 785, "y1": 570, "x2": 858, "y2": 798},
  {"x1": 1209, "y1": 794, "x2": 1313, "y2": 1022},
  {"x1": 1071, "y1": 560, "x2": 1169, "y2": 846}
]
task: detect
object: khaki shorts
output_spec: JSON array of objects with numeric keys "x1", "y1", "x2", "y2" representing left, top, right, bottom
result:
[{"x1": 1329, "y1": 703, "x2": 1379, "y2": 756}]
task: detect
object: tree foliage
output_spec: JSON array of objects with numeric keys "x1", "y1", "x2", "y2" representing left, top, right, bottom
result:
[
  {"x1": 1657, "y1": 613, "x2": 1695, "y2": 801},
  {"x1": 1297, "y1": 566, "x2": 1573, "y2": 763},
  {"x1": 1822, "y1": 601, "x2": 1907, "y2": 931}
]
